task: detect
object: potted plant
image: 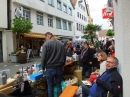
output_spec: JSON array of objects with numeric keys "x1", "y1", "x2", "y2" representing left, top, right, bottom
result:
[{"x1": 10, "y1": 50, "x2": 21, "y2": 63}]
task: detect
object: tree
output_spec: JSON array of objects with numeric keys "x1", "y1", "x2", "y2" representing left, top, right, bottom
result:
[
  {"x1": 11, "y1": 18, "x2": 33, "y2": 48},
  {"x1": 83, "y1": 24, "x2": 102, "y2": 43},
  {"x1": 106, "y1": 29, "x2": 114, "y2": 37}
]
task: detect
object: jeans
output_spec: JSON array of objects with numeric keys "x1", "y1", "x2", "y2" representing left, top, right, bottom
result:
[
  {"x1": 46, "y1": 66, "x2": 63, "y2": 97},
  {"x1": 82, "y1": 83, "x2": 91, "y2": 97},
  {"x1": 82, "y1": 63, "x2": 92, "y2": 77}
]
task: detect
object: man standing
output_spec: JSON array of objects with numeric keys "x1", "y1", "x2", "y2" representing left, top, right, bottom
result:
[
  {"x1": 81, "y1": 42, "x2": 93, "y2": 78},
  {"x1": 105, "y1": 38, "x2": 111, "y2": 55},
  {"x1": 82, "y1": 57, "x2": 122, "y2": 97},
  {"x1": 41, "y1": 32, "x2": 66, "y2": 97}
]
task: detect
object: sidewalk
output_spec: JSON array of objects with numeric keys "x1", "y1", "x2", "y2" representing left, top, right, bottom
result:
[{"x1": 0, "y1": 58, "x2": 41, "y2": 77}]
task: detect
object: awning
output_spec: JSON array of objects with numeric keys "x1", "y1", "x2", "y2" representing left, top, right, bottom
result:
[
  {"x1": 24, "y1": 33, "x2": 45, "y2": 38},
  {"x1": 24, "y1": 33, "x2": 60, "y2": 39}
]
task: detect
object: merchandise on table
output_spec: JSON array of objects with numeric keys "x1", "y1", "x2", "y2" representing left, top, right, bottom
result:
[{"x1": 63, "y1": 75, "x2": 78, "y2": 86}]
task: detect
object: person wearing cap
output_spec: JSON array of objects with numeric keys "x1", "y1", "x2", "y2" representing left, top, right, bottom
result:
[{"x1": 41, "y1": 32, "x2": 66, "y2": 97}]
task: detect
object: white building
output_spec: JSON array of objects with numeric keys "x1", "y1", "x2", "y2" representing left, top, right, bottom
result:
[
  {"x1": 0, "y1": 0, "x2": 75, "y2": 62},
  {"x1": 113, "y1": 0, "x2": 130, "y2": 97},
  {"x1": 11, "y1": 0, "x2": 74, "y2": 40},
  {"x1": 71, "y1": 0, "x2": 88, "y2": 41},
  {"x1": 0, "y1": 0, "x2": 14, "y2": 62}
]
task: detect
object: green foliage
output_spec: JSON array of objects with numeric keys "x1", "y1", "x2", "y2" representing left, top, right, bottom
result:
[
  {"x1": 16, "y1": 50, "x2": 22, "y2": 55},
  {"x1": 83, "y1": 24, "x2": 102, "y2": 42},
  {"x1": 11, "y1": 51, "x2": 15, "y2": 54},
  {"x1": 11, "y1": 50, "x2": 21, "y2": 55},
  {"x1": 106, "y1": 29, "x2": 114, "y2": 36},
  {"x1": 11, "y1": 18, "x2": 33, "y2": 33}
]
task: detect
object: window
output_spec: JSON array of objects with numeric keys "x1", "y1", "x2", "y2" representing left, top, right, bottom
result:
[
  {"x1": 56, "y1": 18, "x2": 61, "y2": 29},
  {"x1": 40, "y1": 0, "x2": 44, "y2": 2},
  {"x1": 48, "y1": 15, "x2": 53, "y2": 27},
  {"x1": 82, "y1": 15, "x2": 83, "y2": 20},
  {"x1": 79, "y1": 24, "x2": 80, "y2": 31},
  {"x1": 84, "y1": 16, "x2": 85, "y2": 21},
  {"x1": 48, "y1": 0, "x2": 54, "y2": 6},
  {"x1": 77, "y1": 23, "x2": 78, "y2": 30},
  {"x1": 57, "y1": 0, "x2": 62, "y2": 10},
  {"x1": 68, "y1": 7, "x2": 72, "y2": 15},
  {"x1": 68, "y1": 22, "x2": 72, "y2": 31},
  {"x1": 63, "y1": 4, "x2": 67, "y2": 13},
  {"x1": 77, "y1": 12, "x2": 79, "y2": 17},
  {"x1": 80, "y1": 14, "x2": 81, "y2": 19},
  {"x1": 23, "y1": 8, "x2": 30, "y2": 21},
  {"x1": 37, "y1": 12, "x2": 43, "y2": 25},
  {"x1": 83, "y1": 26, "x2": 84, "y2": 31},
  {"x1": 63, "y1": 20, "x2": 67, "y2": 30},
  {"x1": 81, "y1": 25, "x2": 82, "y2": 32}
]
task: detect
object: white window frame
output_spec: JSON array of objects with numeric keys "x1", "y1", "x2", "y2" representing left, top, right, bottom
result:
[
  {"x1": 48, "y1": 0, "x2": 54, "y2": 6},
  {"x1": 68, "y1": 7, "x2": 72, "y2": 15},
  {"x1": 56, "y1": 18, "x2": 61, "y2": 29},
  {"x1": 23, "y1": 8, "x2": 30, "y2": 21},
  {"x1": 37, "y1": 12, "x2": 43, "y2": 25},
  {"x1": 63, "y1": 20, "x2": 67, "y2": 30},
  {"x1": 63, "y1": 4, "x2": 67, "y2": 13},
  {"x1": 68, "y1": 22, "x2": 72, "y2": 31},
  {"x1": 57, "y1": 0, "x2": 62, "y2": 10},
  {"x1": 48, "y1": 15, "x2": 53, "y2": 27}
]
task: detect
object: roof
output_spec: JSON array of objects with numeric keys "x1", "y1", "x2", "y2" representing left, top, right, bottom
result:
[
  {"x1": 71, "y1": 0, "x2": 77, "y2": 6},
  {"x1": 98, "y1": 30, "x2": 107, "y2": 37}
]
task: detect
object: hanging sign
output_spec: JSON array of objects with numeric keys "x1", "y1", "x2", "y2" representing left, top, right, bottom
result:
[{"x1": 102, "y1": 8, "x2": 114, "y2": 19}]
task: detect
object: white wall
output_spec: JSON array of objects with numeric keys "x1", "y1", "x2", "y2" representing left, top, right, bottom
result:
[
  {"x1": 74, "y1": 0, "x2": 88, "y2": 39},
  {"x1": 12, "y1": 0, "x2": 74, "y2": 36},
  {"x1": 114, "y1": 0, "x2": 130, "y2": 96},
  {"x1": 0, "y1": 0, "x2": 7, "y2": 28},
  {"x1": 2, "y1": 30, "x2": 13, "y2": 62}
]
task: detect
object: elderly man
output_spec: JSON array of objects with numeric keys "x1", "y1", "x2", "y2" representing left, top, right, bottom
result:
[{"x1": 82, "y1": 57, "x2": 122, "y2": 97}]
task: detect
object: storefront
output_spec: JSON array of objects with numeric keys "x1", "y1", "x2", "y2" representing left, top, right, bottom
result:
[{"x1": 16, "y1": 33, "x2": 60, "y2": 56}]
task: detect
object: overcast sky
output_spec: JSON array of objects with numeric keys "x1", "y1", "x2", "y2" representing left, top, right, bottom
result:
[{"x1": 87, "y1": 0, "x2": 108, "y2": 30}]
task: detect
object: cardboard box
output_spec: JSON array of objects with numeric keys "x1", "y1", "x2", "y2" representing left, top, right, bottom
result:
[
  {"x1": 63, "y1": 75, "x2": 78, "y2": 86},
  {"x1": 73, "y1": 70, "x2": 82, "y2": 81},
  {"x1": 64, "y1": 64, "x2": 76, "y2": 74},
  {"x1": 0, "y1": 86, "x2": 13, "y2": 94}
]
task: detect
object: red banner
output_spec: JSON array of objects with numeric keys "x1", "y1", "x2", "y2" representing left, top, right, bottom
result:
[{"x1": 102, "y1": 8, "x2": 114, "y2": 19}]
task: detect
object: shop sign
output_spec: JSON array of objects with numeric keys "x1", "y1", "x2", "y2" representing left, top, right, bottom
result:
[
  {"x1": 15, "y1": 7, "x2": 23, "y2": 18},
  {"x1": 102, "y1": 8, "x2": 114, "y2": 19}
]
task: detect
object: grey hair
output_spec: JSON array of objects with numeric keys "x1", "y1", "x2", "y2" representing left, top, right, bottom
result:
[{"x1": 109, "y1": 56, "x2": 119, "y2": 65}]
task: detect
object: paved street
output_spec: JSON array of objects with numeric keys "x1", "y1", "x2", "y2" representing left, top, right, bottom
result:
[{"x1": 0, "y1": 58, "x2": 41, "y2": 77}]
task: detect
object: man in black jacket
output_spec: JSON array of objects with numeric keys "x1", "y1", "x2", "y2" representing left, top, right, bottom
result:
[
  {"x1": 41, "y1": 32, "x2": 66, "y2": 97},
  {"x1": 105, "y1": 38, "x2": 112, "y2": 55},
  {"x1": 81, "y1": 42, "x2": 93, "y2": 78},
  {"x1": 82, "y1": 57, "x2": 122, "y2": 97}
]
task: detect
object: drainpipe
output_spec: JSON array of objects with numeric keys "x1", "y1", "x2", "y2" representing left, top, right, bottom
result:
[{"x1": 7, "y1": 0, "x2": 11, "y2": 30}]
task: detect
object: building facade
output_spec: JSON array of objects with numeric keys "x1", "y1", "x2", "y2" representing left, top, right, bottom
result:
[
  {"x1": 108, "y1": 0, "x2": 130, "y2": 96},
  {"x1": 86, "y1": 4, "x2": 93, "y2": 24},
  {"x1": 72, "y1": 0, "x2": 88, "y2": 41},
  {"x1": 0, "y1": 0, "x2": 75, "y2": 62},
  {"x1": 11, "y1": 0, "x2": 74, "y2": 39},
  {"x1": 0, "y1": 0, "x2": 13, "y2": 62}
]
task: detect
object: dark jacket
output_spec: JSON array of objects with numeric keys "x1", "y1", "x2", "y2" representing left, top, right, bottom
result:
[
  {"x1": 95, "y1": 68, "x2": 122, "y2": 97},
  {"x1": 81, "y1": 47, "x2": 93, "y2": 64},
  {"x1": 41, "y1": 38, "x2": 66, "y2": 70}
]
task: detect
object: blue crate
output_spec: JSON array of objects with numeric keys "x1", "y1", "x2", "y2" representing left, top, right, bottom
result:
[{"x1": 30, "y1": 73, "x2": 43, "y2": 81}]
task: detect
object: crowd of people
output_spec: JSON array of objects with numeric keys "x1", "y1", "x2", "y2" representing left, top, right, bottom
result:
[{"x1": 40, "y1": 32, "x2": 122, "y2": 97}]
